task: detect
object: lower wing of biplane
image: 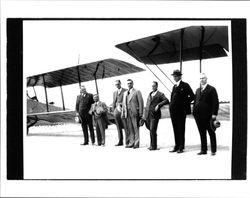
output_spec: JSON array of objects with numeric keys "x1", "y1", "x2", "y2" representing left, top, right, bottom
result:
[{"x1": 26, "y1": 58, "x2": 145, "y2": 132}]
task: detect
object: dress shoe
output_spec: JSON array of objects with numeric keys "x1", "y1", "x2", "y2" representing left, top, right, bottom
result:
[
  {"x1": 148, "y1": 147, "x2": 157, "y2": 151},
  {"x1": 80, "y1": 142, "x2": 88, "y2": 145},
  {"x1": 115, "y1": 143, "x2": 123, "y2": 146},
  {"x1": 133, "y1": 146, "x2": 139, "y2": 149},
  {"x1": 125, "y1": 145, "x2": 134, "y2": 148},
  {"x1": 211, "y1": 152, "x2": 216, "y2": 156},
  {"x1": 197, "y1": 151, "x2": 207, "y2": 155},
  {"x1": 169, "y1": 148, "x2": 178, "y2": 153},
  {"x1": 177, "y1": 149, "x2": 184, "y2": 153},
  {"x1": 148, "y1": 147, "x2": 152, "y2": 150}
]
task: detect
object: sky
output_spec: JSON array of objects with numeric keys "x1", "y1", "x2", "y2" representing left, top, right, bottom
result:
[{"x1": 24, "y1": 20, "x2": 232, "y2": 110}]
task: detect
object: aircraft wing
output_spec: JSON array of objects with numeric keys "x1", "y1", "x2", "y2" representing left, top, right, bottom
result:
[
  {"x1": 27, "y1": 58, "x2": 145, "y2": 88},
  {"x1": 115, "y1": 26, "x2": 229, "y2": 65},
  {"x1": 26, "y1": 58, "x2": 143, "y2": 129}
]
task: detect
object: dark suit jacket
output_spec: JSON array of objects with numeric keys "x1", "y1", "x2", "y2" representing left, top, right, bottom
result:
[
  {"x1": 75, "y1": 93, "x2": 94, "y2": 117},
  {"x1": 193, "y1": 84, "x2": 219, "y2": 120},
  {"x1": 112, "y1": 88, "x2": 127, "y2": 111},
  {"x1": 170, "y1": 81, "x2": 194, "y2": 115},
  {"x1": 144, "y1": 91, "x2": 169, "y2": 120}
]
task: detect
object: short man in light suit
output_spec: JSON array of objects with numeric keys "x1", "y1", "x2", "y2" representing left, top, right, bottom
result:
[
  {"x1": 122, "y1": 79, "x2": 144, "y2": 149},
  {"x1": 89, "y1": 94, "x2": 108, "y2": 146},
  {"x1": 112, "y1": 80, "x2": 129, "y2": 146}
]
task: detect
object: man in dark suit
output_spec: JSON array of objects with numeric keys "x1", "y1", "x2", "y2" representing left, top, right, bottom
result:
[
  {"x1": 112, "y1": 80, "x2": 129, "y2": 146},
  {"x1": 169, "y1": 70, "x2": 194, "y2": 153},
  {"x1": 122, "y1": 79, "x2": 144, "y2": 149},
  {"x1": 75, "y1": 85, "x2": 95, "y2": 145},
  {"x1": 143, "y1": 81, "x2": 169, "y2": 150},
  {"x1": 193, "y1": 73, "x2": 219, "y2": 155}
]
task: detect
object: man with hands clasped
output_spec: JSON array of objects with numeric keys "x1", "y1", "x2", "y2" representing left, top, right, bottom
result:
[{"x1": 89, "y1": 94, "x2": 108, "y2": 146}]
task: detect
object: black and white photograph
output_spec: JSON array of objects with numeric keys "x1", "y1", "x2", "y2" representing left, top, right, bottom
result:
[
  {"x1": 1, "y1": 1, "x2": 249, "y2": 197},
  {"x1": 23, "y1": 19, "x2": 232, "y2": 180}
]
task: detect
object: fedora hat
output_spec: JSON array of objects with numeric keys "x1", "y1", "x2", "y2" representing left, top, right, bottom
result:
[
  {"x1": 96, "y1": 106, "x2": 105, "y2": 114},
  {"x1": 171, "y1": 69, "x2": 182, "y2": 76},
  {"x1": 210, "y1": 119, "x2": 221, "y2": 131}
]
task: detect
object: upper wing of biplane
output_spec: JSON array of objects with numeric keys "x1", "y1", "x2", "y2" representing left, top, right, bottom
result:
[
  {"x1": 26, "y1": 58, "x2": 145, "y2": 130},
  {"x1": 27, "y1": 58, "x2": 145, "y2": 88},
  {"x1": 115, "y1": 26, "x2": 229, "y2": 65}
]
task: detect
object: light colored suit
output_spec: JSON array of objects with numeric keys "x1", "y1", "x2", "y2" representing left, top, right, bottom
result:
[
  {"x1": 112, "y1": 88, "x2": 129, "y2": 145},
  {"x1": 89, "y1": 101, "x2": 108, "y2": 145},
  {"x1": 113, "y1": 88, "x2": 127, "y2": 111},
  {"x1": 122, "y1": 88, "x2": 144, "y2": 148}
]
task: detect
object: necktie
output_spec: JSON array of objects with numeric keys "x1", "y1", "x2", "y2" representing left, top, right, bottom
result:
[
  {"x1": 94, "y1": 102, "x2": 98, "y2": 117},
  {"x1": 126, "y1": 90, "x2": 130, "y2": 106},
  {"x1": 173, "y1": 85, "x2": 177, "y2": 92},
  {"x1": 127, "y1": 89, "x2": 130, "y2": 95},
  {"x1": 201, "y1": 86, "x2": 205, "y2": 92}
]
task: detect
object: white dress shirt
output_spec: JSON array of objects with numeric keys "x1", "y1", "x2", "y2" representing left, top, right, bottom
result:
[
  {"x1": 201, "y1": 83, "x2": 208, "y2": 91},
  {"x1": 117, "y1": 88, "x2": 122, "y2": 95},
  {"x1": 175, "y1": 80, "x2": 181, "y2": 87},
  {"x1": 151, "y1": 90, "x2": 158, "y2": 97}
]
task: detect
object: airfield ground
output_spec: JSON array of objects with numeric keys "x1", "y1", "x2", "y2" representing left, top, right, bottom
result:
[{"x1": 24, "y1": 117, "x2": 232, "y2": 180}]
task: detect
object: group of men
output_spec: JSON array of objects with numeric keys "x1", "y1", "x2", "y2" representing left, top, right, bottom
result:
[{"x1": 75, "y1": 69, "x2": 219, "y2": 155}]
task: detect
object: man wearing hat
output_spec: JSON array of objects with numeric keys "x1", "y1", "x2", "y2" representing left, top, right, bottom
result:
[
  {"x1": 169, "y1": 69, "x2": 194, "y2": 153},
  {"x1": 193, "y1": 73, "x2": 219, "y2": 155}
]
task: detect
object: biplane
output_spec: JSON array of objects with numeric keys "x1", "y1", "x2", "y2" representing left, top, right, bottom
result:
[
  {"x1": 27, "y1": 58, "x2": 145, "y2": 132},
  {"x1": 27, "y1": 25, "x2": 229, "y2": 133},
  {"x1": 115, "y1": 25, "x2": 230, "y2": 122},
  {"x1": 115, "y1": 26, "x2": 229, "y2": 90}
]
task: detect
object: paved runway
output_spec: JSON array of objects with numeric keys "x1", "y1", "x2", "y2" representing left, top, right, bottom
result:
[{"x1": 25, "y1": 118, "x2": 231, "y2": 179}]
